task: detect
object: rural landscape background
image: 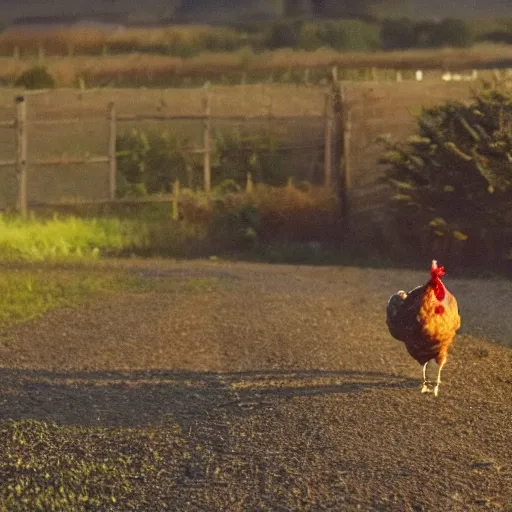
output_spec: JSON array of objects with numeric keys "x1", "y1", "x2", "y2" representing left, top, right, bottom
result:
[{"x1": 0, "y1": 1, "x2": 511, "y2": 510}]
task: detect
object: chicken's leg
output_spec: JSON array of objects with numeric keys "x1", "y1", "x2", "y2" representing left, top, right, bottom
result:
[
  {"x1": 421, "y1": 361, "x2": 431, "y2": 393},
  {"x1": 433, "y1": 361, "x2": 445, "y2": 398}
]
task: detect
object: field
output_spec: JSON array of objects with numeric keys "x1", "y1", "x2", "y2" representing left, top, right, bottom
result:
[
  {"x1": 0, "y1": 258, "x2": 511, "y2": 510},
  {"x1": 1, "y1": 44, "x2": 512, "y2": 88}
]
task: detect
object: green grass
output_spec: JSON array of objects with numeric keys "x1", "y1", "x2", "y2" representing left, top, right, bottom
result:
[
  {"x1": 0, "y1": 270, "x2": 110, "y2": 330},
  {"x1": 0, "y1": 214, "x2": 147, "y2": 262},
  {"x1": 0, "y1": 419, "x2": 189, "y2": 511}
]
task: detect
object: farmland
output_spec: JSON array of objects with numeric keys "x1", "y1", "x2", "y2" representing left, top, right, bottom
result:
[
  {"x1": 1, "y1": 44, "x2": 512, "y2": 88},
  {"x1": 0, "y1": 20, "x2": 511, "y2": 509}
]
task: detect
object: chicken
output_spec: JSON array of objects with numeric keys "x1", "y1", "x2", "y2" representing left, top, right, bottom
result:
[{"x1": 386, "y1": 260, "x2": 461, "y2": 397}]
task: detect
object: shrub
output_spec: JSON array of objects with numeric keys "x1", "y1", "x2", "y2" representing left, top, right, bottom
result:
[
  {"x1": 212, "y1": 128, "x2": 286, "y2": 187},
  {"x1": 478, "y1": 30, "x2": 512, "y2": 45},
  {"x1": 14, "y1": 66, "x2": 55, "y2": 89},
  {"x1": 264, "y1": 21, "x2": 300, "y2": 49},
  {"x1": 116, "y1": 127, "x2": 289, "y2": 198},
  {"x1": 381, "y1": 17, "x2": 474, "y2": 50},
  {"x1": 379, "y1": 84, "x2": 512, "y2": 262},
  {"x1": 116, "y1": 129, "x2": 195, "y2": 197},
  {"x1": 297, "y1": 20, "x2": 380, "y2": 52}
]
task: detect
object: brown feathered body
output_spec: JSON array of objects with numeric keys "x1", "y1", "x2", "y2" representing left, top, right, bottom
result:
[{"x1": 386, "y1": 261, "x2": 461, "y2": 367}]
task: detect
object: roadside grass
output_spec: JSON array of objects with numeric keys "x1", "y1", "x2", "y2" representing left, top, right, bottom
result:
[
  {"x1": 0, "y1": 419, "x2": 190, "y2": 511},
  {"x1": 0, "y1": 208, "x2": 229, "y2": 331},
  {"x1": 0, "y1": 270, "x2": 108, "y2": 331},
  {"x1": 0, "y1": 214, "x2": 146, "y2": 262},
  {"x1": 0, "y1": 264, "x2": 224, "y2": 340}
]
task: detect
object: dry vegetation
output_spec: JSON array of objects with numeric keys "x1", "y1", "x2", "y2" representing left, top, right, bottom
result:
[
  {"x1": 0, "y1": 43, "x2": 512, "y2": 87},
  {"x1": 0, "y1": 25, "x2": 241, "y2": 56}
]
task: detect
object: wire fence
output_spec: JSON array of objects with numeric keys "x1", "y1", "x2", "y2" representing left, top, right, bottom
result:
[
  {"x1": 0, "y1": 80, "x2": 481, "y2": 229},
  {"x1": 0, "y1": 92, "x2": 332, "y2": 215}
]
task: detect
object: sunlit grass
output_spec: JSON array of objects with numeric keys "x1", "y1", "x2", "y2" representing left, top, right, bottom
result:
[
  {"x1": 0, "y1": 419, "x2": 188, "y2": 510},
  {"x1": 0, "y1": 214, "x2": 147, "y2": 262},
  {"x1": 0, "y1": 270, "x2": 111, "y2": 330}
]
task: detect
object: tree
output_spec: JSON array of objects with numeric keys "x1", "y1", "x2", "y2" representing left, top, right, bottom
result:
[
  {"x1": 310, "y1": 0, "x2": 407, "y2": 18},
  {"x1": 433, "y1": 18, "x2": 474, "y2": 48},
  {"x1": 380, "y1": 18, "x2": 416, "y2": 49}
]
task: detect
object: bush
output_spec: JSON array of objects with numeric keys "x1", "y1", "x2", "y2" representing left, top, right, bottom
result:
[
  {"x1": 212, "y1": 129, "x2": 286, "y2": 187},
  {"x1": 116, "y1": 127, "x2": 289, "y2": 198},
  {"x1": 116, "y1": 129, "x2": 195, "y2": 197},
  {"x1": 14, "y1": 67, "x2": 55, "y2": 89},
  {"x1": 264, "y1": 21, "x2": 300, "y2": 49},
  {"x1": 379, "y1": 84, "x2": 512, "y2": 263},
  {"x1": 381, "y1": 17, "x2": 474, "y2": 50},
  {"x1": 479, "y1": 30, "x2": 512, "y2": 45},
  {"x1": 297, "y1": 20, "x2": 380, "y2": 52}
]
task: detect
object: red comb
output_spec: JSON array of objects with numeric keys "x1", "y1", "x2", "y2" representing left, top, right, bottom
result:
[{"x1": 430, "y1": 260, "x2": 446, "y2": 280}]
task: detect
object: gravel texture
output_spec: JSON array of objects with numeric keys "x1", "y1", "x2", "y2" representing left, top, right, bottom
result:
[{"x1": 0, "y1": 259, "x2": 511, "y2": 511}]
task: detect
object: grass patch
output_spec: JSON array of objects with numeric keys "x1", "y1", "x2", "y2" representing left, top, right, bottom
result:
[
  {"x1": 0, "y1": 419, "x2": 189, "y2": 511},
  {"x1": 0, "y1": 214, "x2": 146, "y2": 262},
  {"x1": 0, "y1": 269, "x2": 116, "y2": 330},
  {"x1": 122, "y1": 274, "x2": 221, "y2": 294}
]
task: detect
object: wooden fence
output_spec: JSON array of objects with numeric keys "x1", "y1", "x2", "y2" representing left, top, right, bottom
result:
[{"x1": 0, "y1": 92, "x2": 349, "y2": 220}]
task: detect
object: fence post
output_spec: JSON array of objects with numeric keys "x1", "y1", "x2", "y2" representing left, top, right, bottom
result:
[
  {"x1": 246, "y1": 172, "x2": 254, "y2": 194},
  {"x1": 334, "y1": 83, "x2": 351, "y2": 230},
  {"x1": 323, "y1": 92, "x2": 333, "y2": 188},
  {"x1": 172, "y1": 179, "x2": 180, "y2": 221},
  {"x1": 267, "y1": 94, "x2": 273, "y2": 132},
  {"x1": 108, "y1": 102, "x2": 117, "y2": 200},
  {"x1": 15, "y1": 96, "x2": 28, "y2": 218},
  {"x1": 202, "y1": 95, "x2": 211, "y2": 193}
]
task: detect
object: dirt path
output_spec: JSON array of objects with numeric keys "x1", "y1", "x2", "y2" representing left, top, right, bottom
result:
[{"x1": 0, "y1": 260, "x2": 511, "y2": 511}]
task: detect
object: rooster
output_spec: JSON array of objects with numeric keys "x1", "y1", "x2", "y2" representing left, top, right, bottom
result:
[{"x1": 386, "y1": 260, "x2": 461, "y2": 397}]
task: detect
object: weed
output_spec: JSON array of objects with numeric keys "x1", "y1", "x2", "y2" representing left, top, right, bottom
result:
[{"x1": 0, "y1": 214, "x2": 146, "y2": 262}]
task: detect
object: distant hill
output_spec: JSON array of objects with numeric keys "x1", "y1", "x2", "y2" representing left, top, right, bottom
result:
[{"x1": 0, "y1": 0, "x2": 509, "y2": 27}]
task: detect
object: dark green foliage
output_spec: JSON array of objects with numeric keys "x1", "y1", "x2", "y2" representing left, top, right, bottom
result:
[
  {"x1": 380, "y1": 84, "x2": 512, "y2": 261},
  {"x1": 480, "y1": 30, "x2": 512, "y2": 45},
  {"x1": 381, "y1": 17, "x2": 474, "y2": 50},
  {"x1": 299, "y1": 19, "x2": 380, "y2": 51},
  {"x1": 212, "y1": 201, "x2": 261, "y2": 249},
  {"x1": 264, "y1": 21, "x2": 300, "y2": 49},
  {"x1": 212, "y1": 129, "x2": 286, "y2": 187},
  {"x1": 14, "y1": 66, "x2": 56, "y2": 89},
  {"x1": 116, "y1": 128, "x2": 287, "y2": 197},
  {"x1": 434, "y1": 18, "x2": 474, "y2": 48},
  {"x1": 116, "y1": 129, "x2": 195, "y2": 197},
  {"x1": 380, "y1": 18, "x2": 416, "y2": 49}
]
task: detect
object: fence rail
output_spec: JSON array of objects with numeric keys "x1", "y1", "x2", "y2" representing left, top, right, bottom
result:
[{"x1": 0, "y1": 92, "x2": 344, "y2": 219}]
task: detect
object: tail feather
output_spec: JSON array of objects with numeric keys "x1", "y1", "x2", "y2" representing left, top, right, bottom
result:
[{"x1": 386, "y1": 291, "x2": 406, "y2": 324}]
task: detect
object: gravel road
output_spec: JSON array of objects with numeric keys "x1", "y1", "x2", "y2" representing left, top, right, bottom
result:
[{"x1": 0, "y1": 259, "x2": 511, "y2": 511}]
